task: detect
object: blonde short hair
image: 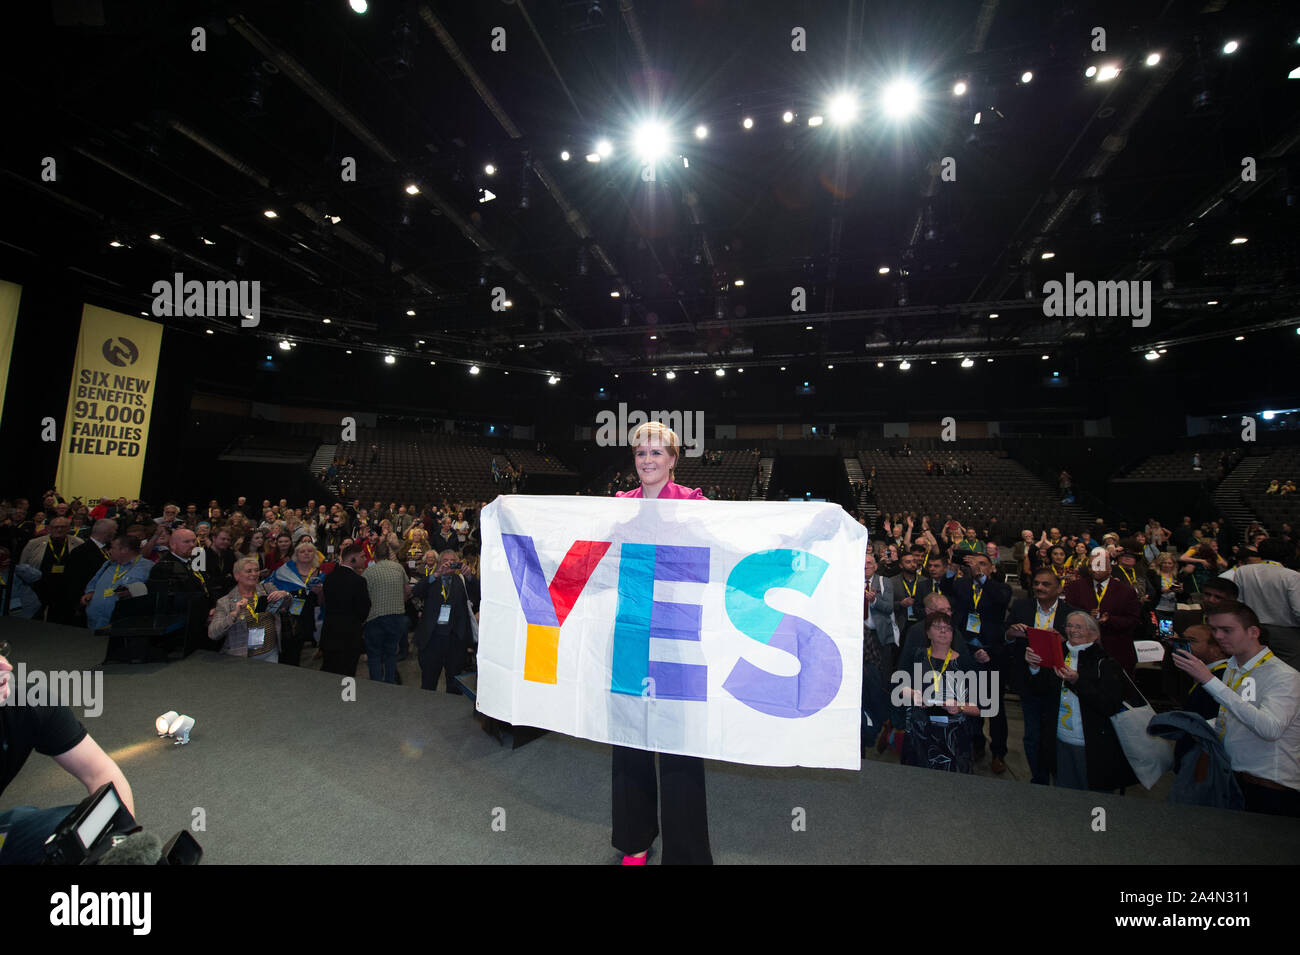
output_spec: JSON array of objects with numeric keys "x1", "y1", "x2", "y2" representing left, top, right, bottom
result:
[{"x1": 629, "y1": 421, "x2": 681, "y2": 475}]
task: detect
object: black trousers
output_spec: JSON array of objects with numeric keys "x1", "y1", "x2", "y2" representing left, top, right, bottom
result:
[
  {"x1": 1240, "y1": 778, "x2": 1300, "y2": 817},
  {"x1": 611, "y1": 745, "x2": 713, "y2": 864},
  {"x1": 418, "y1": 629, "x2": 465, "y2": 692},
  {"x1": 320, "y1": 617, "x2": 363, "y2": 676}
]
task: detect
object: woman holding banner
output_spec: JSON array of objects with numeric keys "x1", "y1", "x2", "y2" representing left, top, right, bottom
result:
[{"x1": 612, "y1": 421, "x2": 713, "y2": 865}]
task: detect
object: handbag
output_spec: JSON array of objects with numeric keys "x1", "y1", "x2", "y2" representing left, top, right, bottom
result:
[{"x1": 1108, "y1": 663, "x2": 1174, "y2": 789}]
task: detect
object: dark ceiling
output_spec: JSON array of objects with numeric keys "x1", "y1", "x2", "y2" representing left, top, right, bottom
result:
[{"x1": 2, "y1": 0, "x2": 1299, "y2": 412}]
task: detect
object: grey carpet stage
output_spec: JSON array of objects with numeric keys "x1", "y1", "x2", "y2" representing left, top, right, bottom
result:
[{"x1": 3, "y1": 617, "x2": 1297, "y2": 864}]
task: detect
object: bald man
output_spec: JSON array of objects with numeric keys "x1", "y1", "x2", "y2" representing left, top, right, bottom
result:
[{"x1": 148, "y1": 527, "x2": 220, "y2": 652}]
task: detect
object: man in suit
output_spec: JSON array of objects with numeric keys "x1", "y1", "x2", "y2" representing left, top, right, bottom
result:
[
  {"x1": 147, "y1": 527, "x2": 220, "y2": 653},
  {"x1": 949, "y1": 552, "x2": 1014, "y2": 770},
  {"x1": 1064, "y1": 548, "x2": 1142, "y2": 674},
  {"x1": 19, "y1": 516, "x2": 84, "y2": 623},
  {"x1": 890, "y1": 551, "x2": 926, "y2": 654},
  {"x1": 1005, "y1": 567, "x2": 1083, "y2": 783},
  {"x1": 320, "y1": 545, "x2": 371, "y2": 676},
  {"x1": 412, "y1": 548, "x2": 474, "y2": 693},
  {"x1": 862, "y1": 552, "x2": 895, "y2": 753},
  {"x1": 430, "y1": 516, "x2": 458, "y2": 555},
  {"x1": 62, "y1": 519, "x2": 116, "y2": 626}
]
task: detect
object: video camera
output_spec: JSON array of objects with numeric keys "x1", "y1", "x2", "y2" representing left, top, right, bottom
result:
[{"x1": 41, "y1": 782, "x2": 202, "y2": 865}]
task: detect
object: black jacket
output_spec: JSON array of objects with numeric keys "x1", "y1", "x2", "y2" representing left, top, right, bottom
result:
[
  {"x1": 63, "y1": 537, "x2": 111, "y2": 614},
  {"x1": 1027, "y1": 639, "x2": 1138, "y2": 791},
  {"x1": 949, "y1": 574, "x2": 1013, "y2": 654},
  {"x1": 1005, "y1": 597, "x2": 1083, "y2": 690},
  {"x1": 322, "y1": 565, "x2": 370, "y2": 623},
  {"x1": 412, "y1": 573, "x2": 472, "y2": 650}
]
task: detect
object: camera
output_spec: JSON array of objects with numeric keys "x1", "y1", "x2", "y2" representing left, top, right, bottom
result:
[{"x1": 41, "y1": 782, "x2": 202, "y2": 865}]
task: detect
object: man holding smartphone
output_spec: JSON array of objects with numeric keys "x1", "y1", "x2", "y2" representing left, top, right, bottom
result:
[
  {"x1": 412, "y1": 549, "x2": 473, "y2": 693},
  {"x1": 81, "y1": 535, "x2": 150, "y2": 630}
]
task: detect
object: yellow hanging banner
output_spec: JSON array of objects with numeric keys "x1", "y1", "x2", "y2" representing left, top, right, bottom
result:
[
  {"x1": 0, "y1": 280, "x2": 21, "y2": 427},
  {"x1": 54, "y1": 305, "x2": 164, "y2": 503}
]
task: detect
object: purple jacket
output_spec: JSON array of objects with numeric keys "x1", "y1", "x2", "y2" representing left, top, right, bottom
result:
[{"x1": 616, "y1": 482, "x2": 705, "y2": 500}]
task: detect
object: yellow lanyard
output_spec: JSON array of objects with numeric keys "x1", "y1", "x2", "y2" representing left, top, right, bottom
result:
[
  {"x1": 109, "y1": 558, "x2": 139, "y2": 589},
  {"x1": 441, "y1": 580, "x2": 449, "y2": 602},
  {"x1": 1119, "y1": 566, "x2": 1136, "y2": 584},
  {"x1": 901, "y1": 575, "x2": 918, "y2": 599},
  {"x1": 1094, "y1": 580, "x2": 1109, "y2": 607},
  {"x1": 1034, "y1": 604, "x2": 1055, "y2": 628},
  {"x1": 972, "y1": 585, "x2": 983, "y2": 611},
  {"x1": 47, "y1": 538, "x2": 67, "y2": 563},
  {"x1": 1216, "y1": 651, "x2": 1275, "y2": 739},
  {"x1": 926, "y1": 647, "x2": 954, "y2": 695}
]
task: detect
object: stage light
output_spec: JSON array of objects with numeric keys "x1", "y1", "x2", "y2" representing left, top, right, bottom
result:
[
  {"x1": 323, "y1": 318, "x2": 331, "y2": 324},
  {"x1": 737, "y1": 368, "x2": 744, "y2": 373},
  {"x1": 108, "y1": 240, "x2": 123, "y2": 248},
  {"x1": 265, "y1": 355, "x2": 272, "y2": 361},
  {"x1": 156, "y1": 711, "x2": 179, "y2": 736},
  {"x1": 469, "y1": 365, "x2": 480, "y2": 374},
  {"x1": 988, "y1": 312, "x2": 999, "y2": 318},
  {"x1": 610, "y1": 291, "x2": 620, "y2": 297},
  {"x1": 405, "y1": 183, "x2": 420, "y2": 195},
  {"x1": 350, "y1": 0, "x2": 367, "y2": 12},
  {"x1": 1021, "y1": 71, "x2": 1033, "y2": 84},
  {"x1": 1145, "y1": 351, "x2": 1159, "y2": 361},
  {"x1": 169, "y1": 715, "x2": 195, "y2": 744},
  {"x1": 828, "y1": 92, "x2": 859, "y2": 125},
  {"x1": 1235, "y1": 336, "x2": 1245, "y2": 341},
  {"x1": 417, "y1": 340, "x2": 425, "y2": 345},
  {"x1": 779, "y1": 366, "x2": 786, "y2": 371},
  {"x1": 561, "y1": 150, "x2": 571, "y2": 161},
  {"x1": 633, "y1": 121, "x2": 669, "y2": 162},
  {"x1": 1263, "y1": 410, "x2": 1276, "y2": 420},
  {"x1": 961, "y1": 358, "x2": 974, "y2": 368},
  {"x1": 279, "y1": 340, "x2": 291, "y2": 351},
  {"x1": 1145, "y1": 52, "x2": 1161, "y2": 66},
  {"x1": 734, "y1": 279, "x2": 744, "y2": 286},
  {"x1": 1230, "y1": 236, "x2": 1248, "y2": 244},
  {"x1": 826, "y1": 364, "x2": 834, "y2": 369},
  {"x1": 384, "y1": 355, "x2": 396, "y2": 365},
  {"x1": 201, "y1": 236, "x2": 216, "y2": 245},
  {"x1": 695, "y1": 124, "x2": 708, "y2": 139},
  {"x1": 1041, "y1": 354, "x2": 1049, "y2": 360},
  {"x1": 518, "y1": 343, "x2": 526, "y2": 348},
  {"x1": 649, "y1": 335, "x2": 657, "y2": 340},
  {"x1": 899, "y1": 361, "x2": 911, "y2": 370},
  {"x1": 1158, "y1": 348, "x2": 1167, "y2": 354},
  {"x1": 881, "y1": 80, "x2": 919, "y2": 119},
  {"x1": 264, "y1": 209, "x2": 278, "y2": 218},
  {"x1": 930, "y1": 360, "x2": 937, "y2": 365},
  {"x1": 1223, "y1": 40, "x2": 1239, "y2": 55},
  {"x1": 953, "y1": 81, "x2": 967, "y2": 96},
  {"x1": 1097, "y1": 64, "x2": 1120, "y2": 82},
  {"x1": 665, "y1": 370, "x2": 676, "y2": 380},
  {"x1": 782, "y1": 110, "x2": 794, "y2": 123},
  {"x1": 987, "y1": 358, "x2": 994, "y2": 363},
  {"x1": 805, "y1": 324, "x2": 813, "y2": 330},
  {"x1": 585, "y1": 153, "x2": 601, "y2": 163},
  {"x1": 877, "y1": 361, "x2": 884, "y2": 368},
  {"x1": 205, "y1": 328, "x2": 214, "y2": 334},
  {"x1": 1041, "y1": 251, "x2": 1056, "y2": 259},
  {"x1": 596, "y1": 139, "x2": 613, "y2": 157},
  {"x1": 149, "y1": 233, "x2": 162, "y2": 240},
  {"x1": 807, "y1": 115, "x2": 824, "y2": 126},
  {"x1": 503, "y1": 300, "x2": 512, "y2": 308},
  {"x1": 973, "y1": 111, "x2": 981, "y2": 125},
  {"x1": 1085, "y1": 65, "x2": 1098, "y2": 78},
  {"x1": 548, "y1": 375, "x2": 559, "y2": 385},
  {"x1": 878, "y1": 266, "x2": 890, "y2": 275},
  {"x1": 1207, "y1": 300, "x2": 1219, "y2": 305},
  {"x1": 715, "y1": 367, "x2": 725, "y2": 376},
  {"x1": 484, "y1": 164, "x2": 496, "y2": 176},
  {"x1": 742, "y1": 117, "x2": 754, "y2": 129},
  {"x1": 406, "y1": 308, "x2": 416, "y2": 316},
  {"x1": 346, "y1": 350, "x2": 352, "y2": 354}
]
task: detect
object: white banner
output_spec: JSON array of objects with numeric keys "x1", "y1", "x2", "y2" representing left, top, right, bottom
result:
[{"x1": 477, "y1": 496, "x2": 866, "y2": 769}]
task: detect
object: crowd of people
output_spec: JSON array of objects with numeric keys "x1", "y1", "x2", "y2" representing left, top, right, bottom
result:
[
  {"x1": 0, "y1": 492, "x2": 484, "y2": 692},
  {"x1": 858, "y1": 506, "x2": 1300, "y2": 817}
]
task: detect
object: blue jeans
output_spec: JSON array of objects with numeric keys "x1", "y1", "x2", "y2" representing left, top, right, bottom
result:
[
  {"x1": 1022, "y1": 694, "x2": 1049, "y2": 784},
  {"x1": 0, "y1": 805, "x2": 76, "y2": 865},
  {"x1": 363, "y1": 614, "x2": 405, "y2": 683}
]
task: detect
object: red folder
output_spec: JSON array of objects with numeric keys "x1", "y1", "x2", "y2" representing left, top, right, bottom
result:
[{"x1": 1028, "y1": 628, "x2": 1065, "y2": 669}]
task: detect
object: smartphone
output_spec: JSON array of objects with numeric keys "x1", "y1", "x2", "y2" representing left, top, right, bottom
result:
[{"x1": 1157, "y1": 616, "x2": 1174, "y2": 637}]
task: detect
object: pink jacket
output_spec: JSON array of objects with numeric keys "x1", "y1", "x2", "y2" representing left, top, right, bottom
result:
[{"x1": 616, "y1": 482, "x2": 705, "y2": 500}]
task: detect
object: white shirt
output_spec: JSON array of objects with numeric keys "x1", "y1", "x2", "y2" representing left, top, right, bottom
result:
[
  {"x1": 1203, "y1": 647, "x2": 1300, "y2": 790},
  {"x1": 1220, "y1": 563, "x2": 1300, "y2": 627}
]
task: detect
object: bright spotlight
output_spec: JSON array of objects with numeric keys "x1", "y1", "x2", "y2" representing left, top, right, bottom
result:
[
  {"x1": 405, "y1": 183, "x2": 420, "y2": 195},
  {"x1": 548, "y1": 375, "x2": 560, "y2": 385},
  {"x1": 1145, "y1": 52, "x2": 1161, "y2": 66},
  {"x1": 1041, "y1": 251, "x2": 1056, "y2": 260},
  {"x1": 715, "y1": 367, "x2": 725, "y2": 376},
  {"x1": 585, "y1": 153, "x2": 601, "y2": 163},
  {"x1": 877, "y1": 361, "x2": 884, "y2": 368},
  {"x1": 742, "y1": 117, "x2": 754, "y2": 129},
  {"x1": 782, "y1": 110, "x2": 794, "y2": 123},
  {"x1": 350, "y1": 0, "x2": 367, "y2": 13},
  {"x1": 1085, "y1": 65, "x2": 1098, "y2": 78},
  {"x1": 595, "y1": 139, "x2": 613, "y2": 158},
  {"x1": 881, "y1": 80, "x2": 919, "y2": 119},
  {"x1": 1097, "y1": 64, "x2": 1121, "y2": 82},
  {"x1": 961, "y1": 358, "x2": 974, "y2": 368},
  {"x1": 973, "y1": 111, "x2": 981, "y2": 125},
  {"x1": 878, "y1": 266, "x2": 890, "y2": 275},
  {"x1": 406, "y1": 309, "x2": 416, "y2": 316},
  {"x1": 694, "y1": 124, "x2": 708, "y2": 139},
  {"x1": 279, "y1": 340, "x2": 291, "y2": 351},
  {"x1": 263, "y1": 209, "x2": 278, "y2": 218},
  {"x1": 1263, "y1": 410, "x2": 1276, "y2": 420},
  {"x1": 665, "y1": 370, "x2": 676, "y2": 380},
  {"x1": 953, "y1": 81, "x2": 967, "y2": 96},
  {"x1": 384, "y1": 355, "x2": 396, "y2": 365},
  {"x1": 633, "y1": 121, "x2": 669, "y2": 162},
  {"x1": 899, "y1": 361, "x2": 911, "y2": 370},
  {"x1": 148, "y1": 233, "x2": 162, "y2": 240},
  {"x1": 469, "y1": 365, "x2": 480, "y2": 374},
  {"x1": 1223, "y1": 40, "x2": 1239, "y2": 55},
  {"x1": 1230, "y1": 236, "x2": 1248, "y2": 245},
  {"x1": 484, "y1": 163, "x2": 496, "y2": 176},
  {"x1": 1145, "y1": 351, "x2": 1159, "y2": 361},
  {"x1": 560, "y1": 150, "x2": 570, "y2": 161},
  {"x1": 828, "y1": 92, "x2": 859, "y2": 125},
  {"x1": 807, "y1": 115, "x2": 824, "y2": 126},
  {"x1": 1021, "y1": 71, "x2": 1033, "y2": 84}
]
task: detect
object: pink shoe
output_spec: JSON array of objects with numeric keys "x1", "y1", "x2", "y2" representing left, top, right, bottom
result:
[{"x1": 621, "y1": 854, "x2": 648, "y2": 865}]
